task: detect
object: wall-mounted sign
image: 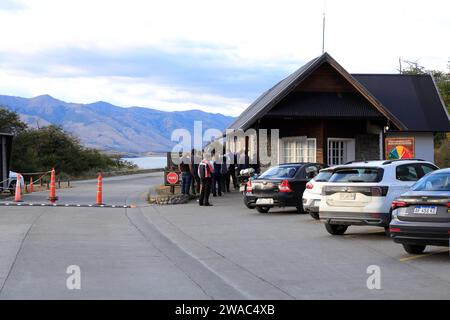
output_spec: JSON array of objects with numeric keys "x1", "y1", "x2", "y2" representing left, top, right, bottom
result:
[{"x1": 385, "y1": 137, "x2": 415, "y2": 160}]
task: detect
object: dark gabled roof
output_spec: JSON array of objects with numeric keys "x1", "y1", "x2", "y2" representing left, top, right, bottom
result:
[
  {"x1": 266, "y1": 92, "x2": 384, "y2": 118},
  {"x1": 353, "y1": 74, "x2": 450, "y2": 132},
  {"x1": 228, "y1": 55, "x2": 323, "y2": 130},
  {"x1": 229, "y1": 52, "x2": 450, "y2": 132}
]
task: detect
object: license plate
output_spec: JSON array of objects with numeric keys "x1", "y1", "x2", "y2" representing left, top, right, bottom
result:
[
  {"x1": 339, "y1": 193, "x2": 356, "y2": 200},
  {"x1": 413, "y1": 206, "x2": 437, "y2": 214},
  {"x1": 256, "y1": 198, "x2": 274, "y2": 205}
]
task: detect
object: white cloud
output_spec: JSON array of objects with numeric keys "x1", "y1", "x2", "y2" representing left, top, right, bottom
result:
[
  {"x1": 0, "y1": 0, "x2": 449, "y2": 115},
  {"x1": 0, "y1": 70, "x2": 248, "y2": 115}
]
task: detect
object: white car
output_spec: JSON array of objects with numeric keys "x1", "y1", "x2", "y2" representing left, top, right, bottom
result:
[
  {"x1": 319, "y1": 159, "x2": 438, "y2": 236},
  {"x1": 7, "y1": 171, "x2": 25, "y2": 195},
  {"x1": 302, "y1": 167, "x2": 335, "y2": 220}
]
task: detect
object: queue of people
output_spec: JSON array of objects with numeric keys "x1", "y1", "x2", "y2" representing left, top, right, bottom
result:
[{"x1": 176, "y1": 149, "x2": 249, "y2": 207}]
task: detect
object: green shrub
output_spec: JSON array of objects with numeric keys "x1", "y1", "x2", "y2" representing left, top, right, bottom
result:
[
  {"x1": 435, "y1": 134, "x2": 450, "y2": 168},
  {"x1": 10, "y1": 124, "x2": 135, "y2": 176}
]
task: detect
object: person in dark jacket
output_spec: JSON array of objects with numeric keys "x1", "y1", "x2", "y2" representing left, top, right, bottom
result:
[
  {"x1": 227, "y1": 151, "x2": 239, "y2": 191},
  {"x1": 198, "y1": 154, "x2": 213, "y2": 206},
  {"x1": 221, "y1": 154, "x2": 229, "y2": 193},
  {"x1": 190, "y1": 149, "x2": 201, "y2": 195},
  {"x1": 212, "y1": 155, "x2": 222, "y2": 197},
  {"x1": 178, "y1": 152, "x2": 192, "y2": 195}
]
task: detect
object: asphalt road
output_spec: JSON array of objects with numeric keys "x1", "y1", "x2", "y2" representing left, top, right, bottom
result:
[{"x1": 0, "y1": 173, "x2": 448, "y2": 299}]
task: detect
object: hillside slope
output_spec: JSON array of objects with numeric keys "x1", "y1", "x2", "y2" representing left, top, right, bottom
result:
[{"x1": 0, "y1": 94, "x2": 236, "y2": 154}]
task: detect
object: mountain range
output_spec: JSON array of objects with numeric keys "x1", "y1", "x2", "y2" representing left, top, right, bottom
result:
[{"x1": 0, "y1": 94, "x2": 236, "y2": 155}]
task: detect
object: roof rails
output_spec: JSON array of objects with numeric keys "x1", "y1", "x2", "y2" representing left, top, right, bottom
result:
[
  {"x1": 342, "y1": 158, "x2": 426, "y2": 165},
  {"x1": 382, "y1": 158, "x2": 425, "y2": 165},
  {"x1": 344, "y1": 159, "x2": 381, "y2": 165}
]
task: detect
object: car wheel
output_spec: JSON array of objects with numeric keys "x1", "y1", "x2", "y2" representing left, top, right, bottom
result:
[
  {"x1": 402, "y1": 244, "x2": 426, "y2": 255},
  {"x1": 256, "y1": 206, "x2": 270, "y2": 213},
  {"x1": 296, "y1": 206, "x2": 306, "y2": 214},
  {"x1": 244, "y1": 201, "x2": 255, "y2": 209},
  {"x1": 309, "y1": 211, "x2": 320, "y2": 220},
  {"x1": 324, "y1": 223, "x2": 348, "y2": 235}
]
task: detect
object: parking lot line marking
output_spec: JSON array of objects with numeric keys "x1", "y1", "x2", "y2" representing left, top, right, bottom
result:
[
  {"x1": 399, "y1": 248, "x2": 450, "y2": 262},
  {"x1": 0, "y1": 202, "x2": 132, "y2": 209}
]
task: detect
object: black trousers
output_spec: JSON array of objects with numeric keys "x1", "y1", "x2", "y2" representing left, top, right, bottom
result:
[
  {"x1": 222, "y1": 172, "x2": 230, "y2": 192},
  {"x1": 191, "y1": 172, "x2": 201, "y2": 194},
  {"x1": 199, "y1": 178, "x2": 212, "y2": 205},
  {"x1": 212, "y1": 174, "x2": 222, "y2": 196},
  {"x1": 228, "y1": 170, "x2": 238, "y2": 190}
]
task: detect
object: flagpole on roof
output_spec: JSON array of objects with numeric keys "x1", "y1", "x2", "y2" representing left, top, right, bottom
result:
[{"x1": 322, "y1": 0, "x2": 326, "y2": 54}]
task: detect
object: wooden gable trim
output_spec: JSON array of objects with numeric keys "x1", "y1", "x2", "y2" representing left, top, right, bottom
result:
[
  {"x1": 240, "y1": 52, "x2": 407, "y2": 131},
  {"x1": 323, "y1": 54, "x2": 406, "y2": 130}
]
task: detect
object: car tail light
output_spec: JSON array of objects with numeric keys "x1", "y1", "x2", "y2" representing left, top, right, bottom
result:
[
  {"x1": 446, "y1": 202, "x2": 450, "y2": 208},
  {"x1": 390, "y1": 227, "x2": 401, "y2": 233},
  {"x1": 278, "y1": 180, "x2": 292, "y2": 193},
  {"x1": 246, "y1": 180, "x2": 252, "y2": 193},
  {"x1": 391, "y1": 200, "x2": 408, "y2": 210},
  {"x1": 371, "y1": 187, "x2": 383, "y2": 197},
  {"x1": 306, "y1": 183, "x2": 313, "y2": 189}
]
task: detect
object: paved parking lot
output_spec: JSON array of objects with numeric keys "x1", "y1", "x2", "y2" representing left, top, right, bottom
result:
[
  {"x1": 145, "y1": 192, "x2": 450, "y2": 299},
  {"x1": 0, "y1": 173, "x2": 448, "y2": 299}
]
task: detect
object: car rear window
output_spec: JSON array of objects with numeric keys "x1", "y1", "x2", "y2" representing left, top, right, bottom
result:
[
  {"x1": 396, "y1": 164, "x2": 419, "y2": 181},
  {"x1": 259, "y1": 165, "x2": 299, "y2": 179},
  {"x1": 328, "y1": 168, "x2": 383, "y2": 183},
  {"x1": 314, "y1": 171, "x2": 333, "y2": 182},
  {"x1": 412, "y1": 173, "x2": 450, "y2": 191}
]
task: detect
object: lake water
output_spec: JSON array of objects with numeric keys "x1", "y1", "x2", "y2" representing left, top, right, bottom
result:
[{"x1": 122, "y1": 156, "x2": 167, "y2": 169}]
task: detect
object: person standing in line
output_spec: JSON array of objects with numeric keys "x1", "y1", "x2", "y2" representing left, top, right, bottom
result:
[
  {"x1": 198, "y1": 154, "x2": 214, "y2": 206},
  {"x1": 178, "y1": 152, "x2": 192, "y2": 195},
  {"x1": 190, "y1": 149, "x2": 201, "y2": 195},
  {"x1": 237, "y1": 148, "x2": 249, "y2": 172},
  {"x1": 212, "y1": 154, "x2": 223, "y2": 197},
  {"x1": 221, "y1": 153, "x2": 229, "y2": 193},
  {"x1": 228, "y1": 151, "x2": 239, "y2": 191}
]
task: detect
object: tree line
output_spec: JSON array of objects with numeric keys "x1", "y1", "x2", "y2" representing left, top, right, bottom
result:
[
  {"x1": 0, "y1": 108, "x2": 135, "y2": 176},
  {"x1": 400, "y1": 60, "x2": 450, "y2": 167}
]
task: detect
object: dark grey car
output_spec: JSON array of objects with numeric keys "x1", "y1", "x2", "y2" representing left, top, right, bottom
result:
[{"x1": 390, "y1": 168, "x2": 450, "y2": 254}]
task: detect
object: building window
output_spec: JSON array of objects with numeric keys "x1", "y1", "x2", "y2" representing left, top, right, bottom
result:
[
  {"x1": 327, "y1": 138, "x2": 355, "y2": 166},
  {"x1": 282, "y1": 137, "x2": 316, "y2": 163}
]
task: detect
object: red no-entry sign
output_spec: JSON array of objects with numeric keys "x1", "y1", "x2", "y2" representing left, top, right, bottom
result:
[{"x1": 166, "y1": 172, "x2": 179, "y2": 185}]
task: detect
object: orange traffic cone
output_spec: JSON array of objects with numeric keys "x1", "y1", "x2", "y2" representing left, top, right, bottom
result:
[
  {"x1": 48, "y1": 168, "x2": 58, "y2": 203},
  {"x1": 14, "y1": 174, "x2": 23, "y2": 202},
  {"x1": 29, "y1": 177, "x2": 34, "y2": 193},
  {"x1": 95, "y1": 172, "x2": 103, "y2": 205}
]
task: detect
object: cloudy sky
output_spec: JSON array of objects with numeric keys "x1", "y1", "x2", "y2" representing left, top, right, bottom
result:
[{"x1": 0, "y1": 0, "x2": 449, "y2": 116}]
